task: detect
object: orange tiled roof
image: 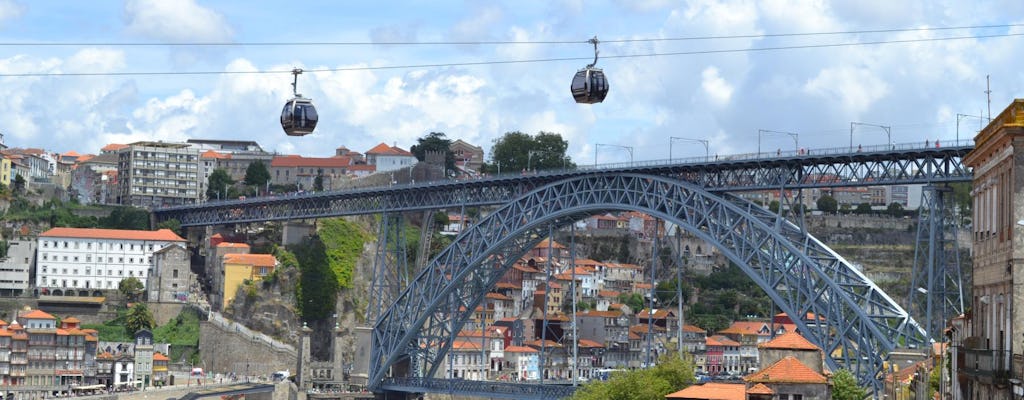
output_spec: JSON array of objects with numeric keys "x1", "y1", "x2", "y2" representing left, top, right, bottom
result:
[
  {"x1": 683, "y1": 324, "x2": 707, "y2": 333},
  {"x1": 578, "y1": 339, "x2": 604, "y2": 348},
  {"x1": 758, "y1": 331, "x2": 820, "y2": 351},
  {"x1": 485, "y1": 293, "x2": 512, "y2": 301},
  {"x1": 224, "y1": 253, "x2": 277, "y2": 267},
  {"x1": 216, "y1": 242, "x2": 251, "y2": 249},
  {"x1": 153, "y1": 353, "x2": 170, "y2": 361},
  {"x1": 63, "y1": 317, "x2": 80, "y2": 323},
  {"x1": 746, "y1": 383, "x2": 774, "y2": 395},
  {"x1": 597, "y1": 290, "x2": 620, "y2": 298},
  {"x1": 578, "y1": 310, "x2": 623, "y2": 318},
  {"x1": 101, "y1": 143, "x2": 128, "y2": 152},
  {"x1": 504, "y1": 345, "x2": 538, "y2": 353},
  {"x1": 719, "y1": 321, "x2": 769, "y2": 336},
  {"x1": 200, "y1": 150, "x2": 231, "y2": 159},
  {"x1": 365, "y1": 143, "x2": 414, "y2": 156},
  {"x1": 706, "y1": 335, "x2": 740, "y2": 347},
  {"x1": 665, "y1": 382, "x2": 745, "y2": 400},
  {"x1": 271, "y1": 155, "x2": 351, "y2": 168},
  {"x1": 40, "y1": 228, "x2": 185, "y2": 242},
  {"x1": 495, "y1": 282, "x2": 521, "y2": 289},
  {"x1": 525, "y1": 339, "x2": 561, "y2": 348},
  {"x1": 744, "y1": 356, "x2": 827, "y2": 384},
  {"x1": 97, "y1": 351, "x2": 115, "y2": 360},
  {"x1": 19, "y1": 310, "x2": 56, "y2": 320},
  {"x1": 450, "y1": 339, "x2": 481, "y2": 351},
  {"x1": 638, "y1": 308, "x2": 674, "y2": 319},
  {"x1": 534, "y1": 238, "x2": 567, "y2": 249}
]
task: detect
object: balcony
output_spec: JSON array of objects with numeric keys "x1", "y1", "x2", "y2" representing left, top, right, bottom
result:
[{"x1": 959, "y1": 347, "x2": 1012, "y2": 385}]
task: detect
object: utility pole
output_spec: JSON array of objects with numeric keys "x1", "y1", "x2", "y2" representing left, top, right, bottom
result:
[{"x1": 985, "y1": 75, "x2": 992, "y2": 121}]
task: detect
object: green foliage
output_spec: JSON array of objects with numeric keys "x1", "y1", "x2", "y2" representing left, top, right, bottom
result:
[
  {"x1": 816, "y1": 194, "x2": 838, "y2": 213},
  {"x1": 125, "y1": 302, "x2": 156, "y2": 335},
  {"x1": 485, "y1": 131, "x2": 574, "y2": 173},
  {"x1": 100, "y1": 207, "x2": 151, "y2": 230},
  {"x1": 685, "y1": 264, "x2": 771, "y2": 332},
  {"x1": 571, "y1": 353, "x2": 694, "y2": 400},
  {"x1": 207, "y1": 168, "x2": 235, "y2": 200},
  {"x1": 314, "y1": 169, "x2": 324, "y2": 191},
  {"x1": 886, "y1": 202, "x2": 905, "y2": 217},
  {"x1": 1, "y1": 198, "x2": 102, "y2": 227},
  {"x1": 118, "y1": 277, "x2": 144, "y2": 302},
  {"x1": 294, "y1": 236, "x2": 339, "y2": 321},
  {"x1": 244, "y1": 161, "x2": 271, "y2": 187},
  {"x1": 854, "y1": 202, "x2": 873, "y2": 214},
  {"x1": 156, "y1": 218, "x2": 182, "y2": 235},
  {"x1": 617, "y1": 293, "x2": 645, "y2": 311},
  {"x1": 318, "y1": 218, "x2": 371, "y2": 289},
  {"x1": 831, "y1": 369, "x2": 869, "y2": 400},
  {"x1": 410, "y1": 132, "x2": 456, "y2": 172},
  {"x1": 153, "y1": 308, "x2": 201, "y2": 346},
  {"x1": 13, "y1": 174, "x2": 25, "y2": 193},
  {"x1": 768, "y1": 200, "x2": 780, "y2": 213}
]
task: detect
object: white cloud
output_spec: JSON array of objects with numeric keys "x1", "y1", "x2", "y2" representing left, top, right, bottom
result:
[
  {"x1": 0, "y1": 0, "x2": 24, "y2": 27},
  {"x1": 701, "y1": 66, "x2": 733, "y2": 106},
  {"x1": 123, "y1": 0, "x2": 233, "y2": 42},
  {"x1": 803, "y1": 66, "x2": 889, "y2": 116}
]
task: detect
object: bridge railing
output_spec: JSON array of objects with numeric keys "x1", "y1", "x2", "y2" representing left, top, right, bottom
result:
[{"x1": 381, "y1": 377, "x2": 577, "y2": 399}]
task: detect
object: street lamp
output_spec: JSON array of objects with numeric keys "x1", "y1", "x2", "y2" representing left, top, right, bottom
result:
[
  {"x1": 757, "y1": 129, "x2": 798, "y2": 156},
  {"x1": 956, "y1": 113, "x2": 986, "y2": 144},
  {"x1": 669, "y1": 137, "x2": 709, "y2": 162},
  {"x1": 850, "y1": 122, "x2": 891, "y2": 150},
  {"x1": 595, "y1": 143, "x2": 634, "y2": 166}
]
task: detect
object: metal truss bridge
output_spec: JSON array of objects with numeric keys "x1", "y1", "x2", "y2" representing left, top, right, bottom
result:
[{"x1": 154, "y1": 142, "x2": 973, "y2": 399}]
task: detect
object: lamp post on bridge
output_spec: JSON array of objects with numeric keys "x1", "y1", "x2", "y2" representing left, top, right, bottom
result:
[
  {"x1": 956, "y1": 113, "x2": 986, "y2": 144},
  {"x1": 595, "y1": 143, "x2": 634, "y2": 166},
  {"x1": 669, "y1": 137, "x2": 709, "y2": 162},
  {"x1": 850, "y1": 122, "x2": 891, "y2": 150},
  {"x1": 757, "y1": 129, "x2": 798, "y2": 156}
]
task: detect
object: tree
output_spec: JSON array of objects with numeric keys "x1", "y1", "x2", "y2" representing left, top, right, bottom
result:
[
  {"x1": 314, "y1": 169, "x2": 324, "y2": 191},
  {"x1": 410, "y1": 132, "x2": 456, "y2": 172},
  {"x1": 571, "y1": 352, "x2": 694, "y2": 400},
  {"x1": 156, "y1": 218, "x2": 182, "y2": 236},
  {"x1": 118, "y1": 277, "x2": 145, "y2": 302},
  {"x1": 124, "y1": 302, "x2": 156, "y2": 335},
  {"x1": 244, "y1": 161, "x2": 270, "y2": 188},
  {"x1": 831, "y1": 369, "x2": 868, "y2": 400},
  {"x1": 294, "y1": 236, "x2": 339, "y2": 321},
  {"x1": 485, "y1": 131, "x2": 574, "y2": 173},
  {"x1": 886, "y1": 202, "x2": 905, "y2": 217},
  {"x1": 854, "y1": 202, "x2": 873, "y2": 215},
  {"x1": 816, "y1": 194, "x2": 838, "y2": 213},
  {"x1": 768, "y1": 200, "x2": 780, "y2": 213},
  {"x1": 13, "y1": 174, "x2": 25, "y2": 193},
  {"x1": 100, "y1": 207, "x2": 150, "y2": 230},
  {"x1": 207, "y1": 168, "x2": 234, "y2": 200}
]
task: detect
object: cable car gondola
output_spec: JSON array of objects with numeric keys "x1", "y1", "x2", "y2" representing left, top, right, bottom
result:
[
  {"x1": 571, "y1": 37, "x2": 609, "y2": 104},
  {"x1": 281, "y1": 68, "x2": 318, "y2": 136}
]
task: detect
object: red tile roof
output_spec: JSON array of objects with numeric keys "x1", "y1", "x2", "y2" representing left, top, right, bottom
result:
[
  {"x1": 745, "y1": 356, "x2": 827, "y2": 384},
  {"x1": 758, "y1": 331, "x2": 820, "y2": 351},
  {"x1": 706, "y1": 335, "x2": 740, "y2": 347},
  {"x1": 665, "y1": 382, "x2": 745, "y2": 400},
  {"x1": 366, "y1": 143, "x2": 414, "y2": 156},
  {"x1": 271, "y1": 155, "x2": 351, "y2": 168},
  {"x1": 683, "y1": 324, "x2": 707, "y2": 333},
  {"x1": 451, "y1": 339, "x2": 481, "y2": 351},
  {"x1": 153, "y1": 353, "x2": 170, "y2": 361},
  {"x1": 746, "y1": 383, "x2": 774, "y2": 395},
  {"x1": 223, "y1": 253, "x2": 277, "y2": 267},
  {"x1": 719, "y1": 321, "x2": 769, "y2": 336},
  {"x1": 504, "y1": 345, "x2": 538, "y2": 353},
  {"x1": 534, "y1": 238, "x2": 567, "y2": 249},
  {"x1": 200, "y1": 150, "x2": 231, "y2": 159},
  {"x1": 101, "y1": 143, "x2": 128, "y2": 152},
  {"x1": 216, "y1": 242, "x2": 251, "y2": 249},
  {"x1": 40, "y1": 228, "x2": 185, "y2": 242},
  {"x1": 19, "y1": 310, "x2": 56, "y2": 320}
]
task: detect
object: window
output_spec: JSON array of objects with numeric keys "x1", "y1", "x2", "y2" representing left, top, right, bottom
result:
[{"x1": 172, "y1": 270, "x2": 178, "y2": 278}]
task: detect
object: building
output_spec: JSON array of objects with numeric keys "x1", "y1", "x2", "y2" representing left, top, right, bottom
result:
[
  {"x1": 0, "y1": 155, "x2": 10, "y2": 187},
  {"x1": 502, "y1": 345, "x2": 539, "y2": 381},
  {"x1": 0, "y1": 240, "x2": 35, "y2": 296},
  {"x1": 269, "y1": 155, "x2": 351, "y2": 190},
  {"x1": 148, "y1": 244, "x2": 193, "y2": 303},
  {"x1": 221, "y1": 253, "x2": 277, "y2": 310},
  {"x1": 743, "y1": 356, "x2": 830, "y2": 400},
  {"x1": 116, "y1": 141, "x2": 200, "y2": 207},
  {"x1": 70, "y1": 152, "x2": 119, "y2": 204},
  {"x1": 206, "y1": 240, "x2": 252, "y2": 310},
  {"x1": 189, "y1": 139, "x2": 273, "y2": 200},
  {"x1": 960, "y1": 98, "x2": 1024, "y2": 400},
  {"x1": 132, "y1": 330, "x2": 154, "y2": 389},
  {"x1": 152, "y1": 352, "x2": 169, "y2": 387},
  {"x1": 0, "y1": 310, "x2": 100, "y2": 397},
  {"x1": 449, "y1": 139, "x2": 484, "y2": 173},
  {"x1": 36, "y1": 227, "x2": 187, "y2": 293},
  {"x1": 665, "y1": 382, "x2": 745, "y2": 400},
  {"x1": 365, "y1": 143, "x2": 416, "y2": 172}
]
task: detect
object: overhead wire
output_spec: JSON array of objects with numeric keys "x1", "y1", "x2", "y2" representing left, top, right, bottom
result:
[
  {"x1": 0, "y1": 23, "x2": 1018, "y2": 46},
  {"x1": 0, "y1": 30, "x2": 1021, "y2": 77}
]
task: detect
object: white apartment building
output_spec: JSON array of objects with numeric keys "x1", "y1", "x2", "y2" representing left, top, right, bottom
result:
[
  {"x1": 0, "y1": 240, "x2": 35, "y2": 296},
  {"x1": 36, "y1": 227, "x2": 187, "y2": 292},
  {"x1": 117, "y1": 141, "x2": 201, "y2": 207},
  {"x1": 365, "y1": 143, "x2": 417, "y2": 172}
]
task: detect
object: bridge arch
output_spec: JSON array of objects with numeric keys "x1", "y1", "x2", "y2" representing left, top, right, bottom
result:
[{"x1": 371, "y1": 173, "x2": 926, "y2": 391}]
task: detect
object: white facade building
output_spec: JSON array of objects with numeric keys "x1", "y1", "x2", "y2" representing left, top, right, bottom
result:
[
  {"x1": 36, "y1": 227, "x2": 187, "y2": 292},
  {"x1": 0, "y1": 240, "x2": 34, "y2": 296},
  {"x1": 365, "y1": 143, "x2": 417, "y2": 172}
]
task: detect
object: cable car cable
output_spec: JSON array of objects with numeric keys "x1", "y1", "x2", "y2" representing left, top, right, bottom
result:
[
  {"x1": 0, "y1": 22, "x2": 1018, "y2": 47},
  {"x1": 0, "y1": 31, "x2": 1020, "y2": 78}
]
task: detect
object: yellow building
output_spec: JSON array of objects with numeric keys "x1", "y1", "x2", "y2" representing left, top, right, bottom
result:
[
  {"x1": 221, "y1": 253, "x2": 277, "y2": 309},
  {"x1": 0, "y1": 156, "x2": 10, "y2": 187}
]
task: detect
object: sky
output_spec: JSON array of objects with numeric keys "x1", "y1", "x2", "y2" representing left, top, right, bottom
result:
[{"x1": 0, "y1": 0, "x2": 1022, "y2": 164}]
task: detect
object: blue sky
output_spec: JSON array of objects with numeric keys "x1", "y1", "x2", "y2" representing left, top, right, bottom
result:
[{"x1": 0, "y1": 0, "x2": 1023, "y2": 164}]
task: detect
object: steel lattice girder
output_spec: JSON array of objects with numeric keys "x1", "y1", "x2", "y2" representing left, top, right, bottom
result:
[
  {"x1": 154, "y1": 147, "x2": 972, "y2": 227},
  {"x1": 369, "y1": 173, "x2": 928, "y2": 395},
  {"x1": 379, "y1": 377, "x2": 577, "y2": 399}
]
